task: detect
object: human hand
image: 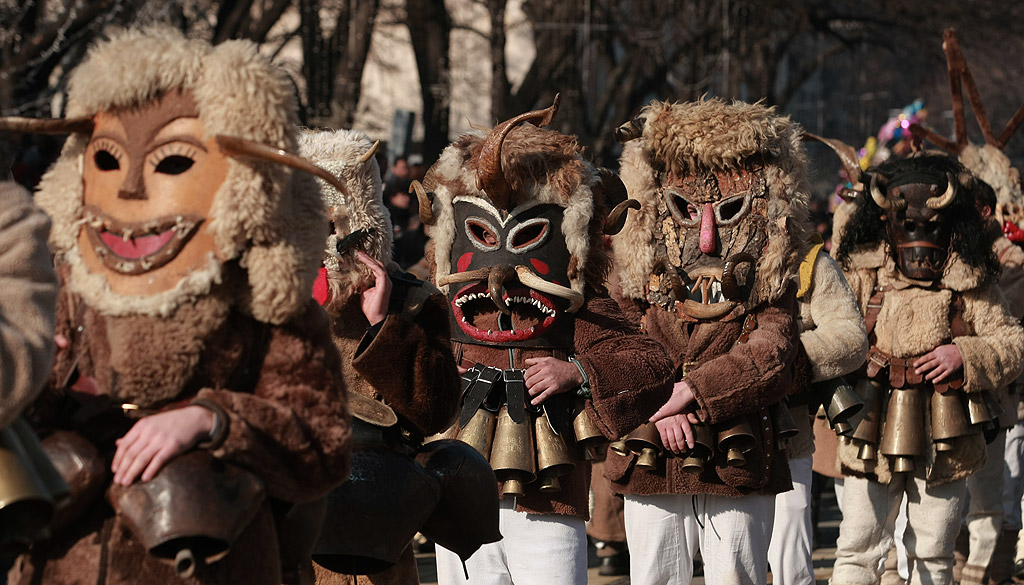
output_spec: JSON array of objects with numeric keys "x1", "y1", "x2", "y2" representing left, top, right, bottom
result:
[
  {"x1": 525, "y1": 357, "x2": 584, "y2": 406},
  {"x1": 655, "y1": 414, "x2": 698, "y2": 454},
  {"x1": 649, "y1": 380, "x2": 697, "y2": 423},
  {"x1": 913, "y1": 344, "x2": 964, "y2": 387},
  {"x1": 55, "y1": 334, "x2": 70, "y2": 350},
  {"x1": 111, "y1": 406, "x2": 216, "y2": 485},
  {"x1": 357, "y1": 251, "x2": 392, "y2": 326}
]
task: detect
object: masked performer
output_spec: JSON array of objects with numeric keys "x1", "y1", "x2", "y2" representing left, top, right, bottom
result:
[
  {"x1": 297, "y1": 128, "x2": 461, "y2": 585},
  {"x1": 608, "y1": 98, "x2": 810, "y2": 585},
  {"x1": 417, "y1": 96, "x2": 674, "y2": 585},
  {"x1": 4, "y1": 28, "x2": 351, "y2": 585},
  {"x1": 830, "y1": 152, "x2": 1024, "y2": 585}
]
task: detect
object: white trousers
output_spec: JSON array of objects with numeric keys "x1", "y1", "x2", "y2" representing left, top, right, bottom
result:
[
  {"x1": 769, "y1": 456, "x2": 815, "y2": 585},
  {"x1": 1004, "y1": 422, "x2": 1024, "y2": 532},
  {"x1": 624, "y1": 492, "x2": 775, "y2": 585},
  {"x1": 964, "y1": 431, "x2": 1006, "y2": 568},
  {"x1": 434, "y1": 498, "x2": 587, "y2": 585},
  {"x1": 831, "y1": 473, "x2": 965, "y2": 585}
]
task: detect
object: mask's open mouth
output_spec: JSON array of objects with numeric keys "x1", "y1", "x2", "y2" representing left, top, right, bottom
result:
[
  {"x1": 83, "y1": 207, "x2": 203, "y2": 275},
  {"x1": 650, "y1": 255, "x2": 755, "y2": 320},
  {"x1": 452, "y1": 282, "x2": 558, "y2": 342}
]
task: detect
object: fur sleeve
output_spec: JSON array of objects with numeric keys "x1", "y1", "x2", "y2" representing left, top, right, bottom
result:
[
  {"x1": 994, "y1": 236, "x2": 1024, "y2": 319},
  {"x1": 686, "y1": 286, "x2": 799, "y2": 423},
  {"x1": 198, "y1": 301, "x2": 351, "y2": 502},
  {"x1": 352, "y1": 290, "x2": 461, "y2": 435},
  {"x1": 574, "y1": 292, "x2": 675, "y2": 439},
  {"x1": 954, "y1": 284, "x2": 1024, "y2": 393},
  {"x1": 801, "y1": 253, "x2": 869, "y2": 382},
  {"x1": 0, "y1": 182, "x2": 57, "y2": 429}
]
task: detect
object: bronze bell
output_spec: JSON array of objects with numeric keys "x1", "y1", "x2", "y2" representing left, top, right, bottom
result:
[
  {"x1": 716, "y1": 418, "x2": 755, "y2": 467},
  {"x1": 850, "y1": 379, "x2": 885, "y2": 461},
  {"x1": 966, "y1": 392, "x2": 995, "y2": 428},
  {"x1": 459, "y1": 408, "x2": 497, "y2": 460},
  {"x1": 490, "y1": 406, "x2": 537, "y2": 497},
  {"x1": 624, "y1": 423, "x2": 663, "y2": 470},
  {"x1": 425, "y1": 424, "x2": 460, "y2": 444},
  {"x1": 40, "y1": 430, "x2": 106, "y2": 535},
  {"x1": 572, "y1": 409, "x2": 606, "y2": 460},
  {"x1": 534, "y1": 413, "x2": 575, "y2": 493},
  {"x1": 931, "y1": 390, "x2": 972, "y2": 452},
  {"x1": 682, "y1": 423, "x2": 714, "y2": 474},
  {"x1": 771, "y1": 404, "x2": 800, "y2": 451},
  {"x1": 609, "y1": 440, "x2": 630, "y2": 457},
  {"x1": 822, "y1": 377, "x2": 865, "y2": 436},
  {"x1": 276, "y1": 498, "x2": 328, "y2": 585},
  {"x1": 879, "y1": 387, "x2": 925, "y2": 473}
]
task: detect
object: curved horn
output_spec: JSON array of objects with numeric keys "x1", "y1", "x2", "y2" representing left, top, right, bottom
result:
[
  {"x1": 604, "y1": 199, "x2": 641, "y2": 236},
  {"x1": 409, "y1": 180, "x2": 435, "y2": 225},
  {"x1": 801, "y1": 132, "x2": 864, "y2": 190},
  {"x1": 358, "y1": 140, "x2": 380, "y2": 165},
  {"x1": 475, "y1": 94, "x2": 561, "y2": 210},
  {"x1": 488, "y1": 264, "x2": 515, "y2": 315},
  {"x1": 215, "y1": 135, "x2": 350, "y2": 198},
  {"x1": 720, "y1": 253, "x2": 756, "y2": 301},
  {"x1": 437, "y1": 267, "x2": 491, "y2": 287},
  {"x1": 0, "y1": 116, "x2": 94, "y2": 135},
  {"x1": 654, "y1": 258, "x2": 688, "y2": 302},
  {"x1": 926, "y1": 172, "x2": 958, "y2": 209},
  {"x1": 869, "y1": 173, "x2": 895, "y2": 211},
  {"x1": 614, "y1": 117, "x2": 645, "y2": 143},
  {"x1": 514, "y1": 265, "x2": 584, "y2": 313}
]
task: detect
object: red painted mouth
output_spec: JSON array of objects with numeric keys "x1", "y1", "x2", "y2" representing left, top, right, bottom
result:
[
  {"x1": 452, "y1": 282, "x2": 558, "y2": 342},
  {"x1": 99, "y1": 230, "x2": 176, "y2": 259},
  {"x1": 83, "y1": 206, "x2": 203, "y2": 275}
]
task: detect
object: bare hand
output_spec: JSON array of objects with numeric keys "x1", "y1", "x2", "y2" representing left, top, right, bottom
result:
[
  {"x1": 357, "y1": 251, "x2": 392, "y2": 326},
  {"x1": 55, "y1": 334, "x2": 70, "y2": 350},
  {"x1": 656, "y1": 414, "x2": 696, "y2": 454},
  {"x1": 650, "y1": 380, "x2": 697, "y2": 423},
  {"x1": 525, "y1": 357, "x2": 584, "y2": 406},
  {"x1": 914, "y1": 344, "x2": 965, "y2": 387},
  {"x1": 111, "y1": 406, "x2": 215, "y2": 486}
]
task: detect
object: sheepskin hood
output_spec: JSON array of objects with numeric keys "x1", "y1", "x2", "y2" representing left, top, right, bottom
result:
[
  {"x1": 613, "y1": 99, "x2": 810, "y2": 312},
  {"x1": 35, "y1": 26, "x2": 324, "y2": 324},
  {"x1": 958, "y1": 143, "x2": 1022, "y2": 205}
]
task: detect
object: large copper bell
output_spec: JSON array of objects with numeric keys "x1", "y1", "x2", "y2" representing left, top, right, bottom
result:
[
  {"x1": 534, "y1": 413, "x2": 575, "y2": 492},
  {"x1": 314, "y1": 417, "x2": 441, "y2": 575},
  {"x1": 682, "y1": 423, "x2": 714, "y2": 474},
  {"x1": 609, "y1": 440, "x2": 630, "y2": 457},
  {"x1": 0, "y1": 419, "x2": 71, "y2": 556},
  {"x1": 110, "y1": 451, "x2": 265, "y2": 578},
  {"x1": 415, "y1": 439, "x2": 501, "y2": 561},
  {"x1": 624, "y1": 423, "x2": 663, "y2": 470},
  {"x1": 879, "y1": 387, "x2": 925, "y2": 473},
  {"x1": 40, "y1": 430, "x2": 106, "y2": 535},
  {"x1": 460, "y1": 408, "x2": 497, "y2": 459},
  {"x1": 490, "y1": 406, "x2": 536, "y2": 497},
  {"x1": 850, "y1": 379, "x2": 885, "y2": 460},
  {"x1": 771, "y1": 404, "x2": 800, "y2": 451},
  {"x1": 572, "y1": 409, "x2": 606, "y2": 461},
  {"x1": 717, "y1": 418, "x2": 755, "y2": 467},
  {"x1": 966, "y1": 391, "x2": 995, "y2": 429},
  {"x1": 931, "y1": 391, "x2": 972, "y2": 452},
  {"x1": 819, "y1": 377, "x2": 864, "y2": 436},
  {"x1": 276, "y1": 499, "x2": 327, "y2": 585}
]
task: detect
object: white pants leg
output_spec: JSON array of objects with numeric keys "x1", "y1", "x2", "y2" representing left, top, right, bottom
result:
[
  {"x1": 965, "y1": 431, "x2": 1006, "y2": 568},
  {"x1": 832, "y1": 475, "x2": 903, "y2": 585},
  {"x1": 769, "y1": 456, "x2": 815, "y2": 585},
  {"x1": 1004, "y1": 422, "x2": 1024, "y2": 532},
  {"x1": 625, "y1": 492, "x2": 775, "y2": 585},
  {"x1": 903, "y1": 475, "x2": 966, "y2": 584},
  {"x1": 895, "y1": 495, "x2": 909, "y2": 579},
  {"x1": 835, "y1": 477, "x2": 845, "y2": 515},
  {"x1": 434, "y1": 498, "x2": 587, "y2": 585}
]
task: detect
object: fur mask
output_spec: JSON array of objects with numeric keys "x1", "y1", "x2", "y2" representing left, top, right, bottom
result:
[{"x1": 613, "y1": 99, "x2": 810, "y2": 321}]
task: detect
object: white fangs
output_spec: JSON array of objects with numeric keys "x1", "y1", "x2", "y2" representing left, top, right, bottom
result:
[{"x1": 454, "y1": 292, "x2": 556, "y2": 318}]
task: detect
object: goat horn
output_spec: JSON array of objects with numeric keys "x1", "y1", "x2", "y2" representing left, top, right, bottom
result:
[
  {"x1": 215, "y1": 135, "x2": 350, "y2": 198},
  {"x1": 926, "y1": 172, "x2": 958, "y2": 209},
  {"x1": 614, "y1": 118, "x2": 645, "y2": 143},
  {"x1": 514, "y1": 265, "x2": 584, "y2": 313},
  {"x1": 476, "y1": 94, "x2": 561, "y2": 210},
  {"x1": 802, "y1": 132, "x2": 864, "y2": 191},
  {"x1": 720, "y1": 253, "x2": 756, "y2": 301},
  {"x1": 437, "y1": 267, "x2": 491, "y2": 287},
  {"x1": 358, "y1": 140, "x2": 380, "y2": 165},
  {"x1": 604, "y1": 199, "x2": 641, "y2": 235},
  {"x1": 488, "y1": 264, "x2": 515, "y2": 315},
  {"x1": 0, "y1": 116, "x2": 94, "y2": 134},
  {"x1": 409, "y1": 180, "x2": 435, "y2": 225},
  {"x1": 655, "y1": 258, "x2": 689, "y2": 302},
  {"x1": 869, "y1": 173, "x2": 896, "y2": 211}
]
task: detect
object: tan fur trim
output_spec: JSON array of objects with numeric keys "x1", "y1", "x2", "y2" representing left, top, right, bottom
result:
[
  {"x1": 38, "y1": 27, "x2": 322, "y2": 324},
  {"x1": 960, "y1": 143, "x2": 1023, "y2": 205}
]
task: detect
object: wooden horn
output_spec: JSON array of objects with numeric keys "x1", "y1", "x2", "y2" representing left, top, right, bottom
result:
[
  {"x1": 0, "y1": 116, "x2": 94, "y2": 135},
  {"x1": 214, "y1": 135, "x2": 350, "y2": 198}
]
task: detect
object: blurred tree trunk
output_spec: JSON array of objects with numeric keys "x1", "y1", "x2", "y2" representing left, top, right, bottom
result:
[{"x1": 406, "y1": 0, "x2": 451, "y2": 164}]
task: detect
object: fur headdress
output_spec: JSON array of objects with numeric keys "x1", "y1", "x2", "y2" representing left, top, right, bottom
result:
[
  {"x1": 613, "y1": 98, "x2": 811, "y2": 303},
  {"x1": 34, "y1": 26, "x2": 323, "y2": 324}
]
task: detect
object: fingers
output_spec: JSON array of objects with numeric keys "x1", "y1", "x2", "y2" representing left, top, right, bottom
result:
[
  {"x1": 530, "y1": 382, "x2": 558, "y2": 405},
  {"x1": 680, "y1": 418, "x2": 695, "y2": 450},
  {"x1": 657, "y1": 422, "x2": 681, "y2": 454},
  {"x1": 356, "y1": 251, "x2": 386, "y2": 273},
  {"x1": 55, "y1": 334, "x2": 70, "y2": 350},
  {"x1": 457, "y1": 364, "x2": 470, "y2": 375},
  {"x1": 686, "y1": 412, "x2": 700, "y2": 425},
  {"x1": 927, "y1": 365, "x2": 951, "y2": 383},
  {"x1": 914, "y1": 357, "x2": 940, "y2": 375},
  {"x1": 141, "y1": 447, "x2": 175, "y2": 483},
  {"x1": 112, "y1": 424, "x2": 142, "y2": 473}
]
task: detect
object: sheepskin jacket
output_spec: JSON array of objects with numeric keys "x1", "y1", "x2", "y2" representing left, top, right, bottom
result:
[
  {"x1": 838, "y1": 243, "x2": 1024, "y2": 486},
  {"x1": 12, "y1": 264, "x2": 351, "y2": 585},
  {"x1": 787, "y1": 248, "x2": 868, "y2": 459},
  {"x1": 326, "y1": 277, "x2": 460, "y2": 436},
  {"x1": 605, "y1": 284, "x2": 801, "y2": 498},
  {"x1": 455, "y1": 288, "x2": 675, "y2": 520},
  {"x1": 0, "y1": 181, "x2": 57, "y2": 429}
]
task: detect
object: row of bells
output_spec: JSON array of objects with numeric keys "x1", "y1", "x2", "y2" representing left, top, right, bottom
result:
[
  {"x1": 846, "y1": 379, "x2": 998, "y2": 473},
  {"x1": 445, "y1": 406, "x2": 606, "y2": 497}
]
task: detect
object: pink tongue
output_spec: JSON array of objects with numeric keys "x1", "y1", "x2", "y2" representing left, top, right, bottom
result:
[{"x1": 100, "y1": 230, "x2": 176, "y2": 259}]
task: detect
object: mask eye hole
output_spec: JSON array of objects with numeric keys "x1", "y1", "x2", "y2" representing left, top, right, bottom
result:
[
  {"x1": 94, "y1": 150, "x2": 120, "y2": 171},
  {"x1": 465, "y1": 217, "x2": 500, "y2": 250},
  {"x1": 903, "y1": 220, "x2": 917, "y2": 232},
  {"x1": 507, "y1": 218, "x2": 551, "y2": 254},
  {"x1": 714, "y1": 195, "x2": 750, "y2": 225},
  {"x1": 665, "y1": 190, "x2": 701, "y2": 226},
  {"x1": 154, "y1": 155, "x2": 195, "y2": 175}
]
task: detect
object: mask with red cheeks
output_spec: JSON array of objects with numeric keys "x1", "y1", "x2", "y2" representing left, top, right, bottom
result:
[{"x1": 79, "y1": 89, "x2": 228, "y2": 297}]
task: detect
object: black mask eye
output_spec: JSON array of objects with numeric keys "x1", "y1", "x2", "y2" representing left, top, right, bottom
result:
[
  {"x1": 154, "y1": 155, "x2": 195, "y2": 175},
  {"x1": 465, "y1": 217, "x2": 500, "y2": 250},
  {"x1": 507, "y1": 218, "x2": 550, "y2": 253},
  {"x1": 94, "y1": 150, "x2": 120, "y2": 171},
  {"x1": 714, "y1": 194, "x2": 751, "y2": 225}
]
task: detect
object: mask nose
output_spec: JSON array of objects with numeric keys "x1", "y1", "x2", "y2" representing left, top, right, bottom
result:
[
  {"x1": 117, "y1": 164, "x2": 146, "y2": 200},
  {"x1": 488, "y1": 264, "x2": 516, "y2": 315},
  {"x1": 699, "y1": 202, "x2": 717, "y2": 254}
]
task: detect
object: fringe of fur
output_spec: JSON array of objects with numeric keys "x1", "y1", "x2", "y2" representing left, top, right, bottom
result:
[
  {"x1": 613, "y1": 98, "x2": 810, "y2": 304},
  {"x1": 37, "y1": 26, "x2": 323, "y2": 324},
  {"x1": 959, "y1": 143, "x2": 1023, "y2": 205}
]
